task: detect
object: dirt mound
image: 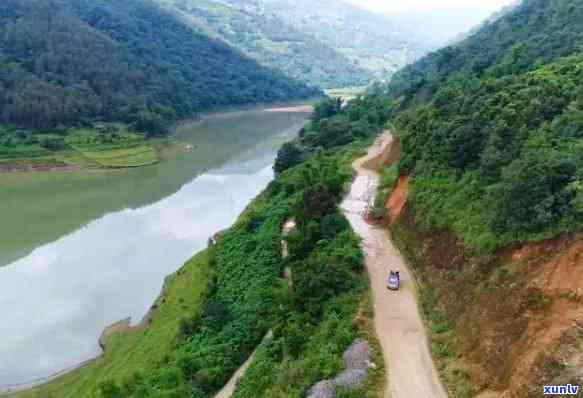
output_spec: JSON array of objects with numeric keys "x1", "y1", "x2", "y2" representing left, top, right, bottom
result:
[{"x1": 501, "y1": 235, "x2": 583, "y2": 395}]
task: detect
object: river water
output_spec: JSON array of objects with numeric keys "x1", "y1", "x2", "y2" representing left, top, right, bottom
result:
[{"x1": 0, "y1": 108, "x2": 310, "y2": 388}]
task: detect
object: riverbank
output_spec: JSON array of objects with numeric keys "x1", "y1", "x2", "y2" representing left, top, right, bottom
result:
[
  {"x1": 3, "y1": 251, "x2": 214, "y2": 397},
  {"x1": 5, "y1": 143, "x2": 364, "y2": 397},
  {"x1": 0, "y1": 103, "x2": 315, "y2": 174},
  {"x1": 0, "y1": 108, "x2": 312, "y2": 394},
  {"x1": 0, "y1": 127, "x2": 162, "y2": 174},
  {"x1": 2, "y1": 96, "x2": 390, "y2": 397}
]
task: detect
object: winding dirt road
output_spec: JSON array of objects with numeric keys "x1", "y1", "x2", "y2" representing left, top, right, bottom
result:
[{"x1": 341, "y1": 132, "x2": 448, "y2": 398}]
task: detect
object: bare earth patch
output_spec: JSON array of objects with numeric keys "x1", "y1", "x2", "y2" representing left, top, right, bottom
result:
[{"x1": 385, "y1": 175, "x2": 409, "y2": 224}]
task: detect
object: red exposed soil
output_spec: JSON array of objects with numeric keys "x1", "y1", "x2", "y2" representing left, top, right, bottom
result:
[
  {"x1": 500, "y1": 236, "x2": 583, "y2": 395},
  {"x1": 393, "y1": 202, "x2": 583, "y2": 397},
  {"x1": 385, "y1": 175, "x2": 409, "y2": 224}
]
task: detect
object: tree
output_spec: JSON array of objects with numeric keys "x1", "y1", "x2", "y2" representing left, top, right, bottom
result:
[
  {"x1": 490, "y1": 154, "x2": 576, "y2": 233},
  {"x1": 133, "y1": 112, "x2": 167, "y2": 137},
  {"x1": 40, "y1": 137, "x2": 66, "y2": 151},
  {"x1": 274, "y1": 142, "x2": 304, "y2": 173},
  {"x1": 312, "y1": 97, "x2": 342, "y2": 121}
]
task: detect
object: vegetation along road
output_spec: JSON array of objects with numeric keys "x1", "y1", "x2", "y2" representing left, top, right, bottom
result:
[{"x1": 341, "y1": 132, "x2": 447, "y2": 398}]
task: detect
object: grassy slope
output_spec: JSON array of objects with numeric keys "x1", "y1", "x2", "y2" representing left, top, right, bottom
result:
[{"x1": 11, "y1": 251, "x2": 213, "y2": 398}]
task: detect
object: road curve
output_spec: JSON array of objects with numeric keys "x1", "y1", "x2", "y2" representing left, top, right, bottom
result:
[{"x1": 341, "y1": 132, "x2": 448, "y2": 398}]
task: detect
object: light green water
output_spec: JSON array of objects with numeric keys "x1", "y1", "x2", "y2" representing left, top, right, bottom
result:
[
  {"x1": 0, "y1": 109, "x2": 308, "y2": 267},
  {"x1": 0, "y1": 108, "x2": 310, "y2": 387}
]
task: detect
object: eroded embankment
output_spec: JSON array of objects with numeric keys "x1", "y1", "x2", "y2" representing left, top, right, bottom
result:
[{"x1": 388, "y1": 199, "x2": 583, "y2": 398}]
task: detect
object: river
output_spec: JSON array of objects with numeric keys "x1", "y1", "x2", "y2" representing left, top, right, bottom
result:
[{"x1": 0, "y1": 107, "x2": 311, "y2": 388}]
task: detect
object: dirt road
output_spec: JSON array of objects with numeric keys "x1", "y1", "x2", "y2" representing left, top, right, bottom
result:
[{"x1": 341, "y1": 132, "x2": 448, "y2": 398}]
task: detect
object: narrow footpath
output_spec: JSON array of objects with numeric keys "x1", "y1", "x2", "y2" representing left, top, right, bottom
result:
[{"x1": 341, "y1": 132, "x2": 448, "y2": 398}]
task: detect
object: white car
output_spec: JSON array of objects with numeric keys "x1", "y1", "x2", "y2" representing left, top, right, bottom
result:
[{"x1": 387, "y1": 271, "x2": 400, "y2": 291}]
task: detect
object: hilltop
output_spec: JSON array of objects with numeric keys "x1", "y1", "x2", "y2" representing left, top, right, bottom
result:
[{"x1": 177, "y1": 0, "x2": 431, "y2": 85}]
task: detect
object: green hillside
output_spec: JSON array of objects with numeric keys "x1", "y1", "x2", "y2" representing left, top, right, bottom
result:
[
  {"x1": 389, "y1": 0, "x2": 583, "y2": 104},
  {"x1": 0, "y1": 0, "x2": 318, "y2": 132},
  {"x1": 384, "y1": 0, "x2": 583, "y2": 252},
  {"x1": 374, "y1": 0, "x2": 583, "y2": 395},
  {"x1": 159, "y1": 0, "x2": 372, "y2": 89},
  {"x1": 260, "y1": 0, "x2": 431, "y2": 81}
]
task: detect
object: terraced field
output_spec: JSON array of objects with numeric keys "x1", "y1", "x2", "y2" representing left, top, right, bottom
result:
[
  {"x1": 72, "y1": 144, "x2": 159, "y2": 168},
  {"x1": 0, "y1": 126, "x2": 160, "y2": 171}
]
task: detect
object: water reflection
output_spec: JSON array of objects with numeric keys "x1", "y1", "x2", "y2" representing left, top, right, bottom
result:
[
  {"x1": 0, "y1": 110, "x2": 308, "y2": 387},
  {"x1": 0, "y1": 110, "x2": 308, "y2": 267}
]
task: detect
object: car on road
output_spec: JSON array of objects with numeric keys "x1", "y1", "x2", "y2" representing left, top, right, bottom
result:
[{"x1": 387, "y1": 270, "x2": 400, "y2": 290}]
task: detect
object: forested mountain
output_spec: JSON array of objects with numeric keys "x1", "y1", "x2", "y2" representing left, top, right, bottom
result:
[
  {"x1": 241, "y1": 0, "x2": 431, "y2": 81},
  {"x1": 386, "y1": 0, "x2": 583, "y2": 247},
  {"x1": 389, "y1": 0, "x2": 583, "y2": 104},
  {"x1": 0, "y1": 0, "x2": 318, "y2": 131},
  {"x1": 446, "y1": 0, "x2": 522, "y2": 46},
  {"x1": 158, "y1": 0, "x2": 372, "y2": 89},
  {"x1": 378, "y1": 0, "x2": 583, "y2": 395}
]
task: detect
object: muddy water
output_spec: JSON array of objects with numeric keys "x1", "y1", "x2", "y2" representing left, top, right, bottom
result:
[{"x1": 0, "y1": 108, "x2": 310, "y2": 388}]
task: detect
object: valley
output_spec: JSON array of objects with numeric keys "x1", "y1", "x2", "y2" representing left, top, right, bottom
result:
[{"x1": 2, "y1": 0, "x2": 583, "y2": 397}]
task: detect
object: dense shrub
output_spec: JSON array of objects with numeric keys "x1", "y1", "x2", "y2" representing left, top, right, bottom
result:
[
  {"x1": 392, "y1": 55, "x2": 583, "y2": 252},
  {"x1": 274, "y1": 142, "x2": 305, "y2": 174}
]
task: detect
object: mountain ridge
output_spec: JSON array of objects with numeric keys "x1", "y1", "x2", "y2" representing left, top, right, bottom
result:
[
  {"x1": 375, "y1": 0, "x2": 583, "y2": 395},
  {"x1": 260, "y1": 0, "x2": 430, "y2": 81},
  {"x1": 0, "y1": 0, "x2": 318, "y2": 131},
  {"x1": 158, "y1": 0, "x2": 372, "y2": 89}
]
